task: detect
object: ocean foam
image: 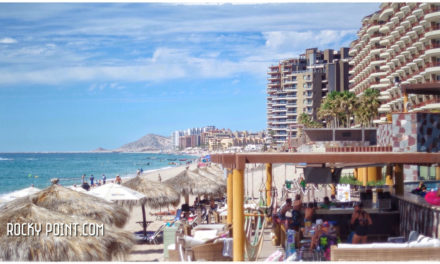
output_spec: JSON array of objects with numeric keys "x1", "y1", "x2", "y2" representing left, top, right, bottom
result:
[{"x1": 0, "y1": 157, "x2": 13, "y2": 161}]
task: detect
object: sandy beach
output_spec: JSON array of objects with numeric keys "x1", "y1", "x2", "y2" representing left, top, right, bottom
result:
[{"x1": 122, "y1": 162, "x2": 331, "y2": 261}]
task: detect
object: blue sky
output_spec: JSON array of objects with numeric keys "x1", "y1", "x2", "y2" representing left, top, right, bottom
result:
[{"x1": 0, "y1": 2, "x2": 380, "y2": 152}]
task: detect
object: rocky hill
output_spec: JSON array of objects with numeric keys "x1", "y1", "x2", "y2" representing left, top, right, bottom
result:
[
  {"x1": 114, "y1": 134, "x2": 172, "y2": 152},
  {"x1": 91, "y1": 147, "x2": 109, "y2": 152}
]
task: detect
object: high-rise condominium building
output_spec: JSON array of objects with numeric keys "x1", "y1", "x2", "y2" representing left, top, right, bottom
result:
[
  {"x1": 348, "y1": 3, "x2": 440, "y2": 124},
  {"x1": 267, "y1": 48, "x2": 350, "y2": 145}
]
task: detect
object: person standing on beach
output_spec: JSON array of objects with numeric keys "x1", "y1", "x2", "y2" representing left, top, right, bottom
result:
[
  {"x1": 90, "y1": 174, "x2": 95, "y2": 186},
  {"x1": 115, "y1": 175, "x2": 122, "y2": 184},
  {"x1": 102, "y1": 174, "x2": 106, "y2": 184},
  {"x1": 82, "y1": 174, "x2": 86, "y2": 184},
  {"x1": 158, "y1": 173, "x2": 162, "y2": 182}
]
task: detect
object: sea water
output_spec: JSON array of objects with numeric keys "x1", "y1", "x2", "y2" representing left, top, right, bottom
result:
[{"x1": 0, "y1": 152, "x2": 196, "y2": 195}]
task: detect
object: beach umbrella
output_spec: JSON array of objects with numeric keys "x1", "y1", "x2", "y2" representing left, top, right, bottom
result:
[
  {"x1": 68, "y1": 185, "x2": 88, "y2": 193},
  {"x1": 194, "y1": 168, "x2": 226, "y2": 188},
  {"x1": 0, "y1": 186, "x2": 41, "y2": 202},
  {"x1": 123, "y1": 176, "x2": 180, "y2": 237},
  {"x1": 206, "y1": 165, "x2": 224, "y2": 176},
  {"x1": 2, "y1": 184, "x2": 129, "y2": 228},
  {"x1": 198, "y1": 167, "x2": 225, "y2": 180},
  {"x1": 0, "y1": 202, "x2": 134, "y2": 261},
  {"x1": 89, "y1": 183, "x2": 147, "y2": 208},
  {"x1": 164, "y1": 168, "x2": 225, "y2": 203}
]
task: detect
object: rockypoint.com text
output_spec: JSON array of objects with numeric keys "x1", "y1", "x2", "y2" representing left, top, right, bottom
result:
[{"x1": 6, "y1": 223, "x2": 104, "y2": 237}]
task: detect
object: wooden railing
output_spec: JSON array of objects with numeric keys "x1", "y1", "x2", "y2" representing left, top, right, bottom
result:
[
  {"x1": 396, "y1": 194, "x2": 440, "y2": 239},
  {"x1": 326, "y1": 146, "x2": 392, "y2": 152}
]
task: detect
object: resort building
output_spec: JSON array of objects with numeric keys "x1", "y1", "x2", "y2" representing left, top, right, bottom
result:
[
  {"x1": 173, "y1": 126, "x2": 266, "y2": 151},
  {"x1": 267, "y1": 48, "x2": 351, "y2": 145},
  {"x1": 348, "y1": 2, "x2": 440, "y2": 124}
]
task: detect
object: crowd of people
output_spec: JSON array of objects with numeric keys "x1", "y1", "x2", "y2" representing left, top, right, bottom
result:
[
  {"x1": 276, "y1": 194, "x2": 373, "y2": 259},
  {"x1": 79, "y1": 173, "x2": 122, "y2": 191}
]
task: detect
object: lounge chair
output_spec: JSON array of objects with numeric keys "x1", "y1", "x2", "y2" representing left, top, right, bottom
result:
[
  {"x1": 165, "y1": 209, "x2": 181, "y2": 225},
  {"x1": 145, "y1": 223, "x2": 166, "y2": 244}
]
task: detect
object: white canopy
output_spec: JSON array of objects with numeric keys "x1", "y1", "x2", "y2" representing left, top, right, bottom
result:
[
  {"x1": 0, "y1": 186, "x2": 41, "y2": 202},
  {"x1": 68, "y1": 185, "x2": 88, "y2": 193},
  {"x1": 89, "y1": 183, "x2": 147, "y2": 205}
]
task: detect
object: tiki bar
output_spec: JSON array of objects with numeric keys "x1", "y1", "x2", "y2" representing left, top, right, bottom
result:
[{"x1": 206, "y1": 112, "x2": 440, "y2": 261}]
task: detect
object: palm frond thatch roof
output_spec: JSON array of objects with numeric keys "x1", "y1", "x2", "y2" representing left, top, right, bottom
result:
[
  {"x1": 123, "y1": 177, "x2": 180, "y2": 208},
  {"x1": 163, "y1": 169, "x2": 224, "y2": 196},
  {"x1": 2, "y1": 184, "x2": 129, "y2": 228},
  {"x1": 194, "y1": 168, "x2": 226, "y2": 187},
  {"x1": 0, "y1": 202, "x2": 134, "y2": 261}
]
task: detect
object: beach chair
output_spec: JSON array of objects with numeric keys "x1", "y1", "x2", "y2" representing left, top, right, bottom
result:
[
  {"x1": 145, "y1": 223, "x2": 166, "y2": 244},
  {"x1": 165, "y1": 209, "x2": 182, "y2": 225}
]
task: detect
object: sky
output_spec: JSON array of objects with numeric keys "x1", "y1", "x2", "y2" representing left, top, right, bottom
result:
[{"x1": 0, "y1": 2, "x2": 381, "y2": 152}]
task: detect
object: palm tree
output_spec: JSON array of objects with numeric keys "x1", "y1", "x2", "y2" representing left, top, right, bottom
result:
[
  {"x1": 298, "y1": 113, "x2": 323, "y2": 128},
  {"x1": 339, "y1": 91, "x2": 358, "y2": 128},
  {"x1": 355, "y1": 88, "x2": 380, "y2": 127}
]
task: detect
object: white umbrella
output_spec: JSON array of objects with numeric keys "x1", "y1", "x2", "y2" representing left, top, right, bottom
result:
[
  {"x1": 89, "y1": 183, "x2": 147, "y2": 206},
  {"x1": 0, "y1": 186, "x2": 41, "y2": 202},
  {"x1": 68, "y1": 185, "x2": 88, "y2": 193}
]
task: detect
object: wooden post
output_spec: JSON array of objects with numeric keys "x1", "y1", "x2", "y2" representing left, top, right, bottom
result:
[
  {"x1": 141, "y1": 203, "x2": 147, "y2": 237},
  {"x1": 184, "y1": 193, "x2": 189, "y2": 205},
  {"x1": 227, "y1": 170, "x2": 233, "y2": 225},
  {"x1": 367, "y1": 167, "x2": 378, "y2": 182},
  {"x1": 361, "y1": 167, "x2": 368, "y2": 186},
  {"x1": 232, "y1": 168, "x2": 245, "y2": 261},
  {"x1": 266, "y1": 163, "x2": 272, "y2": 207},
  {"x1": 436, "y1": 165, "x2": 440, "y2": 181},
  {"x1": 394, "y1": 164, "x2": 404, "y2": 196},
  {"x1": 385, "y1": 165, "x2": 394, "y2": 186}
]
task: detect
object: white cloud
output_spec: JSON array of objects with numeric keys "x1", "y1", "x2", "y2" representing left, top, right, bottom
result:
[
  {"x1": 264, "y1": 30, "x2": 356, "y2": 52},
  {"x1": 0, "y1": 37, "x2": 17, "y2": 44},
  {"x1": 0, "y1": 3, "x2": 379, "y2": 87}
]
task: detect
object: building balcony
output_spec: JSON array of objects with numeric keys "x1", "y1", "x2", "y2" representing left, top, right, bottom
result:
[
  {"x1": 379, "y1": 7, "x2": 394, "y2": 20},
  {"x1": 426, "y1": 28, "x2": 440, "y2": 39},
  {"x1": 423, "y1": 62, "x2": 440, "y2": 74},
  {"x1": 268, "y1": 69, "x2": 280, "y2": 74},
  {"x1": 425, "y1": 47, "x2": 440, "y2": 57}
]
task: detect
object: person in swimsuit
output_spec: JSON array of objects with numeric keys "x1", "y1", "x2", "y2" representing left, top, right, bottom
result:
[{"x1": 350, "y1": 202, "x2": 372, "y2": 244}]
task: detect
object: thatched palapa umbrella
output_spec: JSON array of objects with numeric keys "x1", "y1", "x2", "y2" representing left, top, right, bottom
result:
[
  {"x1": 164, "y1": 168, "x2": 225, "y2": 204},
  {"x1": 196, "y1": 168, "x2": 226, "y2": 185},
  {"x1": 2, "y1": 184, "x2": 129, "y2": 228},
  {"x1": 0, "y1": 202, "x2": 134, "y2": 261},
  {"x1": 123, "y1": 176, "x2": 180, "y2": 237}
]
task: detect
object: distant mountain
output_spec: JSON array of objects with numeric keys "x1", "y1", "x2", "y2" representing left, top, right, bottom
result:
[
  {"x1": 114, "y1": 134, "x2": 172, "y2": 152},
  {"x1": 91, "y1": 147, "x2": 109, "y2": 152}
]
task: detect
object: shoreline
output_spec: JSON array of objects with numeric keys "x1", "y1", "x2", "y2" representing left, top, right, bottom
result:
[{"x1": 0, "y1": 153, "x2": 201, "y2": 196}]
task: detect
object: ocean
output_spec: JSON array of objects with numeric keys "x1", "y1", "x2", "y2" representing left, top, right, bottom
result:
[{"x1": 0, "y1": 152, "x2": 197, "y2": 195}]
